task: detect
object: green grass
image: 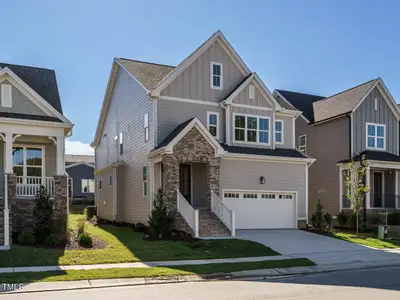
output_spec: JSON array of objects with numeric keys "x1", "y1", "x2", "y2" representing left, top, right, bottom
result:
[
  {"x1": 331, "y1": 230, "x2": 400, "y2": 249},
  {"x1": 0, "y1": 259, "x2": 314, "y2": 283},
  {"x1": 0, "y1": 214, "x2": 279, "y2": 268}
]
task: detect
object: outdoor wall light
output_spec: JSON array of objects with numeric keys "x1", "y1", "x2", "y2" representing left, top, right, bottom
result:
[{"x1": 260, "y1": 176, "x2": 265, "y2": 184}]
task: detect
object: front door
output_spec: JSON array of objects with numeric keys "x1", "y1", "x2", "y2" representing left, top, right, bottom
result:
[
  {"x1": 373, "y1": 172, "x2": 383, "y2": 208},
  {"x1": 179, "y1": 164, "x2": 192, "y2": 204}
]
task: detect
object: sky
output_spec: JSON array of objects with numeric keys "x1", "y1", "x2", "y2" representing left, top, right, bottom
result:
[{"x1": 2, "y1": 0, "x2": 400, "y2": 155}]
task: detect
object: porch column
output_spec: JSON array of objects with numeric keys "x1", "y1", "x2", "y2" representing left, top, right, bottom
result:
[
  {"x1": 396, "y1": 170, "x2": 399, "y2": 209},
  {"x1": 365, "y1": 166, "x2": 371, "y2": 209},
  {"x1": 339, "y1": 166, "x2": 343, "y2": 211},
  {"x1": 5, "y1": 133, "x2": 13, "y2": 174},
  {"x1": 56, "y1": 136, "x2": 65, "y2": 176}
]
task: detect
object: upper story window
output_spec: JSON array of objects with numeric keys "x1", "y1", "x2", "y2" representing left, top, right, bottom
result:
[
  {"x1": 207, "y1": 112, "x2": 219, "y2": 139},
  {"x1": 144, "y1": 113, "x2": 149, "y2": 142},
  {"x1": 299, "y1": 135, "x2": 307, "y2": 153},
  {"x1": 210, "y1": 62, "x2": 223, "y2": 90},
  {"x1": 234, "y1": 114, "x2": 270, "y2": 145},
  {"x1": 366, "y1": 123, "x2": 385, "y2": 150},
  {"x1": 119, "y1": 132, "x2": 123, "y2": 155},
  {"x1": 275, "y1": 120, "x2": 283, "y2": 144},
  {"x1": 143, "y1": 166, "x2": 147, "y2": 197},
  {"x1": 1, "y1": 84, "x2": 12, "y2": 108}
]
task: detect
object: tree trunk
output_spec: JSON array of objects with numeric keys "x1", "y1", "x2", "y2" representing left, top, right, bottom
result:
[{"x1": 356, "y1": 212, "x2": 359, "y2": 235}]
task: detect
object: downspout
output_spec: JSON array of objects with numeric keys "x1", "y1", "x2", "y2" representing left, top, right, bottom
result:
[{"x1": 221, "y1": 101, "x2": 230, "y2": 145}]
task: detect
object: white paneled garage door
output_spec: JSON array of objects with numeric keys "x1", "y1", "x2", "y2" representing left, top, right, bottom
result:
[{"x1": 223, "y1": 191, "x2": 297, "y2": 229}]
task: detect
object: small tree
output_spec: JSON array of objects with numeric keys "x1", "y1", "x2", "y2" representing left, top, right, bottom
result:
[
  {"x1": 33, "y1": 186, "x2": 53, "y2": 242},
  {"x1": 344, "y1": 155, "x2": 370, "y2": 235},
  {"x1": 311, "y1": 199, "x2": 325, "y2": 230},
  {"x1": 148, "y1": 188, "x2": 174, "y2": 240}
]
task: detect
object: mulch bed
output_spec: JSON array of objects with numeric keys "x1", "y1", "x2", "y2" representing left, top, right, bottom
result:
[{"x1": 66, "y1": 230, "x2": 107, "y2": 250}]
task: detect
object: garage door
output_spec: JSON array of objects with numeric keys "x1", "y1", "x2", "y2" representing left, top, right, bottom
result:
[{"x1": 223, "y1": 191, "x2": 296, "y2": 229}]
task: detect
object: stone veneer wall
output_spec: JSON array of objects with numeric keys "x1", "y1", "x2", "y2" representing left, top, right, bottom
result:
[
  {"x1": 0, "y1": 175, "x2": 16, "y2": 246},
  {"x1": 53, "y1": 175, "x2": 69, "y2": 237}
]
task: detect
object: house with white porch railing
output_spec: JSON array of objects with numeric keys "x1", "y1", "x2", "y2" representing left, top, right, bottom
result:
[{"x1": 0, "y1": 62, "x2": 73, "y2": 250}]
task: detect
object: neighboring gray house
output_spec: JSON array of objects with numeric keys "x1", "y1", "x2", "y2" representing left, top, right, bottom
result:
[
  {"x1": 92, "y1": 31, "x2": 314, "y2": 237},
  {"x1": 0, "y1": 62, "x2": 73, "y2": 250},
  {"x1": 66, "y1": 159, "x2": 95, "y2": 202},
  {"x1": 275, "y1": 78, "x2": 400, "y2": 218}
]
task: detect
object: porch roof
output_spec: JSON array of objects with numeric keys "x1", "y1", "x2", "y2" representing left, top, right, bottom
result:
[
  {"x1": 338, "y1": 150, "x2": 400, "y2": 164},
  {"x1": 0, "y1": 112, "x2": 62, "y2": 123},
  {"x1": 221, "y1": 144, "x2": 308, "y2": 158}
]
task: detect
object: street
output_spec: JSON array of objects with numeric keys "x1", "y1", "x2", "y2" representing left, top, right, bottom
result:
[{"x1": 2, "y1": 266, "x2": 400, "y2": 299}]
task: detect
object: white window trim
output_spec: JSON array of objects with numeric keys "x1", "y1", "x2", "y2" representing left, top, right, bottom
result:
[
  {"x1": 206, "y1": 111, "x2": 220, "y2": 139},
  {"x1": 298, "y1": 135, "x2": 307, "y2": 153},
  {"x1": 233, "y1": 113, "x2": 271, "y2": 146},
  {"x1": 81, "y1": 179, "x2": 95, "y2": 193},
  {"x1": 210, "y1": 61, "x2": 223, "y2": 90},
  {"x1": 275, "y1": 119, "x2": 284, "y2": 144},
  {"x1": 366, "y1": 122, "x2": 386, "y2": 151},
  {"x1": 99, "y1": 179, "x2": 102, "y2": 191},
  {"x1": 144, "y1": 113, "x2": 149, "y2": 142},
  {"x1": 1, "y1": 84, "x2": 12, "y2": 108},
  {"x1": 12, "y1": 144, "x2": 45, "y2": 178},
  {"x1": 143, "y1": 166, "x2": 147, "y2": 197}
]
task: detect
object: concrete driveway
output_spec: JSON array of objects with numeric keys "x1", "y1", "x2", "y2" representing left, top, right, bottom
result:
[{"x1": 236, "y1": 229, "x2": 400, "y2": 265}]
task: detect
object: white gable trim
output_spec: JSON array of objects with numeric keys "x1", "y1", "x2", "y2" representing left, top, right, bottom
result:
[
  {"x1": 149, "y1": 117, "x2": 226, "y2": 157},
  {"x1": 273, "y1": 90, "x2": 310, "y2": 123},
  {"x1": 66, "y1": 161, "x2": 95, "y2": 169},
  {"x1": 352, "y1": 78, "x2": 400, "y2": 120},
  {"x1": 224, "y1": 73, "x2": 282, "y2": 110},
  {"x1": 0, "y1": 68, "x2": 71, "y2": 124},
  {"x1": 151, "y1": 31, "x2": 251, "y2": 97}
]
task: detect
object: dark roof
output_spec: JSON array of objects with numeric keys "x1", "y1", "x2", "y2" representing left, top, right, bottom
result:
[
  {"x1": 0, "y1": 112, "x2": 62, "y2": 122},
  {"x1": 338, "y1": 150, "x2": 400, "y2": 163},
  {"x1": 156, "y1": 118, "x2": 195, "y2": 149},
  {"x1": 221, "y1": 144, "x2": 308, "y2": 158},
  {"x1": 276, "y1": 90, "x2": 325, "y2": 122},
  {"x1": 223, "y1": 73, "x2": 253, "y2": 101},
  {"x1": 0, "y1": 62, "x2": 63, "y2": 114}
]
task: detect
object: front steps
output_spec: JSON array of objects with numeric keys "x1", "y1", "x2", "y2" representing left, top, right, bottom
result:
[{"x1": 198, "y1": 209, "x2": 231, "y2": 237}]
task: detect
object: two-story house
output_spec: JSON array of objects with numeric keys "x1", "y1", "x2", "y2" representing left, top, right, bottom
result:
[
  {"x1": 275, "y1": 78, "x2": 400, "y2": 219},
  {"x1": 0, "y1": 63, "x2": 73, "y2": 250},
  {"x1": 92, "y1": 31, "x2": 315, "y2": 237}
]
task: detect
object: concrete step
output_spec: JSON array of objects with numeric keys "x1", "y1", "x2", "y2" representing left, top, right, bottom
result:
[{"x1": 198, "y1": 209, "x2": 231, "y2": 237}]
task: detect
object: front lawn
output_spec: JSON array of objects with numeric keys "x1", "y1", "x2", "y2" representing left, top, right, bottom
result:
[
  {"x1": 0, "y1": 214, "x2": 279, "y2": 268},
  {"x1": 333, "y1": 230, "x2": 400, "y2": 249},
  {"x1": 0, "y1": 258, "x2": 314, "y2": 283}
]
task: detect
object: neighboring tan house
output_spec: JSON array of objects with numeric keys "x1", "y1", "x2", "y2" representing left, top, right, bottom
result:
[
  {"x1": 274, "y1": 78, "x2": 400, "y2": 218},
  {"x1": 0, "y1": 62, "x2": 73, "y2": 250},
  {"x1": 92, "y1": 31, "x2": 315, "y2": 237},
  {"x1": 65, "y1": 155, "x2": 95, "y2": 202}
]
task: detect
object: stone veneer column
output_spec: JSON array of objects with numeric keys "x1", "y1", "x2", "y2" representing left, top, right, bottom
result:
[
  {"x1": 0, "y1": 174, "x2": 16, "y2": 246},
  {"x1": 53, "y1": 175, "x2": 68, "y2": 237},
  {"x1": 162, "y1": 154, "x2": 179, "y2": 211}
]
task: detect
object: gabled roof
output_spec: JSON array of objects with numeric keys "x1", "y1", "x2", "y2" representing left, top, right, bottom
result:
[
  {"x1": 156, "y1": 118, "x2": 195, "y2": 149},
  {"x1": 66, "y1": 161, "x2": 95, "y2": 169},
  {"x1": 116, "y1": 58, "x2": 175, "y2": 91},
  {"x1": 0, "y1": 62, "x2": 63, "y2": 113}
]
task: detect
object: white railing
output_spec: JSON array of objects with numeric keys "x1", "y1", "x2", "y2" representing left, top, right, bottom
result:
[
  {"x1": 177, "y1": 190, "x2": 199, "y2": 238},
  {"x1": 211, "y1": 190, "x2": 235, "y2": 236},
  {"x1": 16, "y1": 176, "x2": 55, "y2": 198}
]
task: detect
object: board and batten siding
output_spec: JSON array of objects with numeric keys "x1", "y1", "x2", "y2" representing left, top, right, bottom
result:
[
  {"x1": 95, "y1": 66, "x2": 154, "y2": 224},
  {"x1": 231, "y1": 78, "x2": 272, "y2": 108},
  {"x1": 0, "y1": 79, "x2": 50, "y2": 116},
  {"x1": 157, "y1": 100, "x2": 225, "y2": 144},
  {"x1": 161, "y1": 40, "x2": 247, "y2": 103},
  {"x1": 220, "y1": 159, "x2": 307, "y2": 219},
  {"x1": 353, "y1": 87, "x2": 398, "y2": 155}
]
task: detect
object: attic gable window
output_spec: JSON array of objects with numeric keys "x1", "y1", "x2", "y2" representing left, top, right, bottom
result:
[
  {"x1": 211, "y1": 62, "x2": 223, "y2": 90},
  {"x1": 1, "y1": 84, "x2": 12, "y2": 108}
]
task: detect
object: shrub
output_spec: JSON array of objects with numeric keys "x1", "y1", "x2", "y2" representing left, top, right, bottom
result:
[
  {"x1": 387, "y1": 212, "x2": 400, "y2": 226},
  {"x1": 33, "y1": 186, "x2": 53, "y2": 242},
  {"x1": 77, "y1": 218, "x2": 86, "y2": 236},
  {"x1": 368, "y1": 213, "x2": 383, "y2": 227},
  {"x1": 78, "y1": 232, "x2": 93, "y2": 248},
  {"x1": 336, "y1": 211, "x2": 348, "y2": 228},
  {"x1": 85, "y1": 206, "x2": 97, "y2": 220},
  {"x1": 44, "y1": 234, "x2": 62, "y2": 247},
  {"x1": 134, "y1": 223, "x2": 148, "y2": 233},
  {"x1": 148, "y1": 188, "x2": 175, "y2": 239},
  {"x1": 323, "y1": 212, "x2": 332, "y2": 232},
  {"x1": 311, "y1": 199, "x2": 325, "y2": 230},
  {"x1": 18, "y1": 232, "x2": 36, "y2": 246}
]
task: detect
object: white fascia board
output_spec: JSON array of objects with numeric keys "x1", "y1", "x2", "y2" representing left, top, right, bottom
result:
[
  {"x1": 66, "y1": 162, "x2": 95, "y2": 169},
  {"x1": 253, "y1": 73, "x2": 282, "y2": 110},
  {"x1": 223, "y1": 153, "x2": 315, "y2": 164},
  {"x1": 0, "y1": 121, "x2": 66, "y2": 137}
]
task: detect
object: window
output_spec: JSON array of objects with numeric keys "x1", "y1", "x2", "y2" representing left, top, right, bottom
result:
[
  {"x1": 224, "y1": 192, "x2": 239, "y2": 198},
  {"x1": 144, "y1": 113, "x2": 149, "y2": 142},
  {"x1": 234, "y1": 114, "x2": 270, "y2": 144},
  {"x1": 119, "y1": 132, "x2": 123, "y2": 155},
  {"x1": 143, "y1": 166, "x2": 147, "y2": 197},
  {"x1": 210, "y1": 62, "x2": 223, "y2": 90},
  {"x1": 299, "y1": 135, "x2": 307, "y2": 153},
  {"x1": 109, "y1": 176, "x2": 113, "y2": 186},
  {"x1": 243, "y1": 193, "x2": 258, "y2": 199},
  {"x1": 207, "y1": 112, "x2": 219, "y2": 139},
  {"x1": 99, "y1": 180, "x2": 102, "y2": 190},
  {"x1": 249, "y1": 85, "x2": 255, "y2": 100},
  {"x1": 279, "y1": 194, "x2": 293, "y2": 199},
  {"x1": 261, "y1": 193, "x2": 276, "y2": 199},
  {"x1": 13, "y1": 146, "x2": 43, "y2": 177},
  {"x1": 81, "y1": 179, "x2": 95, "y2": 193},
  {"x1": 275, "y1": 120, "x2": 283, "y2": 144},
  {"x1": 367, "y1": 123, "x2": 385, "y2": 150},
  {"x1": 1, "y1": 84, "x2": 12, "y2": 108}
]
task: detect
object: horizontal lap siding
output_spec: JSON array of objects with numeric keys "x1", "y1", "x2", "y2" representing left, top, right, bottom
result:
[
  {"x1": 96, "y1": 170, "x2": 113, "y2": 221},
  {"x1": 220, "y1": 159, "x2": 307, "y2": 219}
]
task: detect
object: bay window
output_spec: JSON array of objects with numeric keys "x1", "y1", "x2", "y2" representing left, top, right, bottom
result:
[
  {"x1": 13, "y1": 146, "x2": 43, "y2": 177},
  {"x1": 234, "y1": 114, "x2": 270, "y2": 144}
]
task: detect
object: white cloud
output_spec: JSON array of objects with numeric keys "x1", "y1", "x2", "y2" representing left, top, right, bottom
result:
[{"x1": 65, "y1": 139, "x2": 94, "y2": 155}]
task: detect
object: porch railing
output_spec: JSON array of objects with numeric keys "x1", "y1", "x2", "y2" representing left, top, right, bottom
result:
[
  {"x1": 177, "y1": 190, "x2": 199, "y2": 238},
  {"x1": 16, "y1": 176, "x2": 55, "y2": 198},
  {"x1": 211, "y1": 190, "x2": 235, "y2": 236}
]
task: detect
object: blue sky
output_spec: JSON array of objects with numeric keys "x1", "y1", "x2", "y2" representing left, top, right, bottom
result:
[{"x1": 2, "y1": 0, "x2": 400, "y2": 154}]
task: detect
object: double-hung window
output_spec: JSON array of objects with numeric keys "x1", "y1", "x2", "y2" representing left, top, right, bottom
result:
[
  {"x1": 207, "y1": 112, "x2": 219, "y2": 139},
  {"x1": 275, "y1": 120, "x2": 283, "y2": 144},
  {"x1": 299, "y1": 135, "x2": 307, "y2": 153},
  {"x1": 144, "y1": 113, "x2": 149, "y2": 142},
  {"x1": 367, "y1": 123, "x2": 385, "y2": 150},
  {"x1": 143, "y1": 166, "x2": 147, "y2": 197},
  {"x1": 211, "y1": 62, "x2": 223, "y2": 90},
  {"x1": 81, "y1": 179, "x2": 95, "y2": 193},
  {"x1": 234, "y1": 114, "x2": 270, "y2": 144},
  {"x1": 13, "y1": 146, "x2": 43, "y2": 177}
]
